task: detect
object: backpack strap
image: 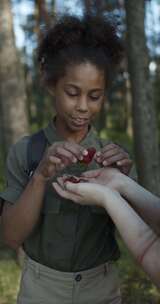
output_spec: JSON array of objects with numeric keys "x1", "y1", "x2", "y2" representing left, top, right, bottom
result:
[{"x1": 27, "y1": 129, "x2": 48, "y2": 177}]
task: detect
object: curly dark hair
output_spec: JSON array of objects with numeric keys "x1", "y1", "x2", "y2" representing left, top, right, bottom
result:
[{"x1": 38, "y1": 14, "x2": 124, "y2": 87}]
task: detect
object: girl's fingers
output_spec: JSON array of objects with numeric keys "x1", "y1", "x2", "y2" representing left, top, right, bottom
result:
[
  {"x1": 116, "y1": 159, "x2": 133, "y2": 174},
  {"x1": 47, "y1": 156, "x2": 64, "y2": 173},
  {"x1": 100, "y1": 143, "x2": 123, "y2": 153},
  {"x1": 55, "y1": 147, "x2": 77, "y2": 163},
  {"x1": 102, "y1": 154, "x2": 127, "y2": 166},
  {"x1": 61, "y1": 142, "x2": 88, "y2": 161},
  {"x1": 116, "y1": 159, "x2": 132, "y2": 167},
  {"x1": 104, "y1": 149, "x2": 128, "y2": 160},
  {"x1": 96, "y1": 150, "x2": 128, "y2": 165},
  {"x1": 50, "y1": 142, "x2": 88, "y2": 162},
  {"x1": 101, "y1": 148, "x2": 122, "y2": 159},
  {"x1": 49, "y1": 155, "x2": 62, "y2": 164}
]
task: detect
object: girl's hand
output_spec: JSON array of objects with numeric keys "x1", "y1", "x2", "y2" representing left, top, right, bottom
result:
[
  {"x1": 35, "y1": 141, "x2": 88, "y2": 180},
  {"x1": 95, "y1": 143, "x2": 132, "y2": 175}
]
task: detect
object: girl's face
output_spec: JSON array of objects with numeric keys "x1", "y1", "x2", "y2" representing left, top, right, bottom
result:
[{"x1": 52, "y1": 62, "x2": 106, "y2": 139}]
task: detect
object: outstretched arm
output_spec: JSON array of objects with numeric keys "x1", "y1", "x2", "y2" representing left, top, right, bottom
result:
[
  {"x1": 53, "y1": 180, "x2": 160, "y2": 288},
  {"x1": 81, "y1": 168, "x2": 160, "y2": 236},
  {"x1": 116, "y1": 175, "x2": 160, "y2": 236}
]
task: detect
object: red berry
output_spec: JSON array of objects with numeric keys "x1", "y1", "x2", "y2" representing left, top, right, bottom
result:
[
  {"x1": 81, "y1": 147, "x2": 96, "y2": 164},
  {"x1": 64, "y1": 176, "x2": 80, "y2": 183},
  {"x1": 64, "y1": 176, "x2": 87, "y2": 184}
]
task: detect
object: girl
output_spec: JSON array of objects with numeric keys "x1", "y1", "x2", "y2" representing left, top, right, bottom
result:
[{"x1": 1, "y1": 14, "x2": 132, "y2": 304}]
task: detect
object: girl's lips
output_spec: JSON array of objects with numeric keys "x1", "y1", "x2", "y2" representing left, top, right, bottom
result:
[{"x1": 71, "y1": 117, "x2": 89, "y2": 126}]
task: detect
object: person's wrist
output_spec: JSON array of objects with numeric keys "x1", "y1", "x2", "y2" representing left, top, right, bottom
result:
[
  {"x1": 102, "y1": 186, "x2": 121, "y2": 210},
  {"x1": 99, "y1": 186, "x2": 113, "y2": 208},
  {"x1": 32, "y1": 171, "x2": 49, "y2": 185},
  {"x1": 91, "y1": 185, "x2": 108, "y2": 209},
  {"x1": 34, "y1": 163, "x2": 57, "y2": 182},
  {"x1": 116, "y1": 173, "x2": 129, "y2": 196}
]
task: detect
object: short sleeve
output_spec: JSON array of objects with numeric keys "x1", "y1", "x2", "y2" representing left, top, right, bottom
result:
[{"x1": 0, "y1": 136, "x2": 30, "y2": 205}]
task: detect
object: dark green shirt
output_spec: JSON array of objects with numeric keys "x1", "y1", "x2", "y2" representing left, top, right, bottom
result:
[{"x1": 0, "y1": 121, "x2": 120, "y2": 272}]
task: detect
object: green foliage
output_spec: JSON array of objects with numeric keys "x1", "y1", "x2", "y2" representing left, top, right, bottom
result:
[{"x1": 0, "y1": 259, "x2": 20, "y2": 304}]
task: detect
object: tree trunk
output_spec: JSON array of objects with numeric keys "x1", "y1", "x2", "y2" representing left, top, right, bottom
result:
[
  {"x1": 0, "y1": 0, "x2": 29, "y2": 261},
  {"x1": 0, "y1": 97, "x2": 6, "y2": 158},
  {"x1": 82, "y1": 0, "x2": 105, "y2": 15},
  {"x1": 35, "y1": 0, "x2": 52, "y2": 41},
  {"x1": 82, "y1": 0, "x2": 93, "y2": 14},
  {"x1": 125, "y1": 0, "x2": 160, "y2": 195},
  {"x1": 0, "y1": 0, "x2": 29, "y2": 150},
  {"x1": 124, "y1": 77, "x2": 133, "y2": 138}
]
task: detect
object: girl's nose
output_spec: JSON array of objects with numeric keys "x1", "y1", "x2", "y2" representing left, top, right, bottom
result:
[{"x1": 76, "y1": 96, "x2": 88, "y2": 112}]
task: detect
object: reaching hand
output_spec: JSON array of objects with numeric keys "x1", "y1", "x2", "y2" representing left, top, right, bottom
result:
[
  {"x1": 81, "y1": 167, "x2": 124, "y2": 192},
  {"x1": 53, "y1": 170, "x2": 119, "y2": 207},
  {"x1": 53, "y1": 178, "x2": 118, "y2": 208}
]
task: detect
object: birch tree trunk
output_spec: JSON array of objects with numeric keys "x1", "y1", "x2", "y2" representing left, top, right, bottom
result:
[{"x1": 125, "y1": 0, "x2": 160, "y2": 195}]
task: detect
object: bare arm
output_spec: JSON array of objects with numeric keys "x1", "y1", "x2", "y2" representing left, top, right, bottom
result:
[
  {"x1": 101, "y1": 188, "x2": 160, "y2": 288},
  {"x1": 81, "y1": 168, "x2": 160, "y2": 235},
  {"x1": 1, "y1": 146, "x2": 62, "y2": 250},
  {"x1": 2, "y1": 173, "x2": 47, "y2": 250},
  {"x1": 114, "y1": 173, "x2": 160, "y2": 235},
  {"x1": 53, "y1": 181, "x2": 160, "y2": 288},
  {"x1": 1, "y1": 140, "x2": 87, "y2": 250}
]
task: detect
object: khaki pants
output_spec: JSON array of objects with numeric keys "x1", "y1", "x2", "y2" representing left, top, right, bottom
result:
[{"x1": 17, "y1": 256, "x2": 121, "y2": 304}]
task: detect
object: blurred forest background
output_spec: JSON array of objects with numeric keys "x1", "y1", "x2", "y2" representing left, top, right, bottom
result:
[{"x1": 0, "y1": 0, "x2": 160, "y2": 303}]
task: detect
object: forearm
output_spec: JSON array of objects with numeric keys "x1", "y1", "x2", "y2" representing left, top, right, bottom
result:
[
  {"x1": 2, "y1": 173, "x2": 47, "y2": 249},
  {"x1": 141, "y1": 237, "x2": 160, "y2": 288},
  {"x1": 118, "y1": 175, "x2": 160, "y2": 234},
  {"x1": 102, "y1": 189, "x2": 160, "y2": 287},
  {"x1": 103, "y1": 190, "x2": 156, "y2": 260}
]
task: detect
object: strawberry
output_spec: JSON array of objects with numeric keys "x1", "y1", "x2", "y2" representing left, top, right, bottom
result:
[{"x1": 81, "y1": 147, "x2": 96, "y2": 164}]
